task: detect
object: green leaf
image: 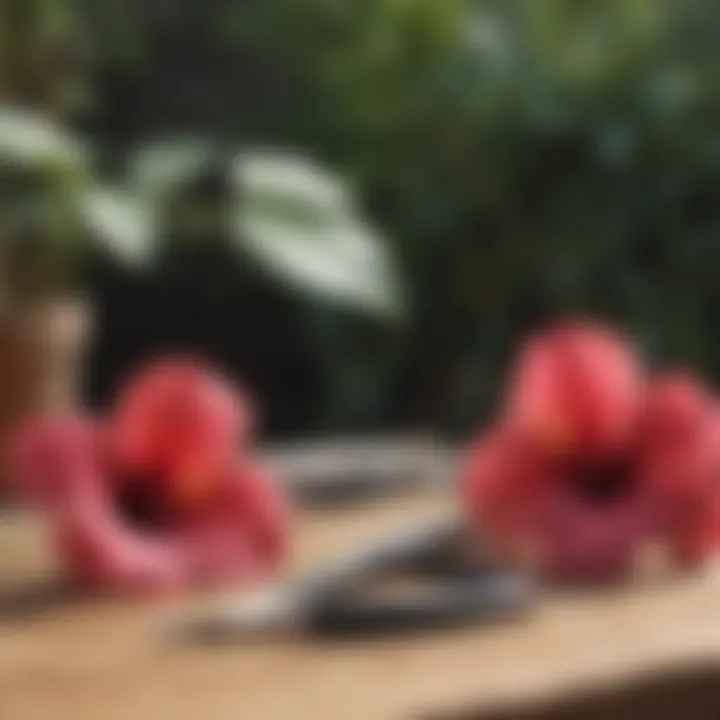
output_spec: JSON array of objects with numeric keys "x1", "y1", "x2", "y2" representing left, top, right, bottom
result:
[
  {"x1": 130, "y1": 138, "x2": 216, "y2": 202},
  {"x1": 233, "y1": 151, "x2": 404, "y2": 319},
  {"x1": 80, "y1": 186, "x2": 157, "y2": 266},
  {"x1": 0, "y1": 107, "x2": 88, "y2": 174},
  {"x1": 237, "y1": 151, "x2": 354, "y2": 215}
]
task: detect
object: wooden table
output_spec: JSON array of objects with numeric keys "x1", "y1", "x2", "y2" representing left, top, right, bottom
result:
[{"x1": 3, "y1": 477, "x2": 720, "y2": 718}]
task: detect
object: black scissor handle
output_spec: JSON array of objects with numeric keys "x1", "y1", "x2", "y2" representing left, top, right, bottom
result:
[{"x1": 307, "y1": 569, "x2": 534, "y2": 637}]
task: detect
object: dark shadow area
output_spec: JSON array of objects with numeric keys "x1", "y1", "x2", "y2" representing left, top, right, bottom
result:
[
  {"x1": 427, "y1": 664, "x2": 720, "y2": 720},
  {"x1": 85, "y1": 245, "x2": 323, "y2": 438},
  {"x1": 0, "y1": 578, "x2": 79, "y2": 623}
]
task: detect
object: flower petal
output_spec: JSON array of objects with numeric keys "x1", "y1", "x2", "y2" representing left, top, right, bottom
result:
[
  {"x1": 505, "y1": 321, "x2": 643, "y2": 460},
  {"x1": 640, "y1": 372, "x2": 713, "y2": 451},
  {"x1": 56, "y1": 494, "x2": 185, "y2": 596},
  {"x1": 640, "y1": 400, "x2": 720, "y2": 567},
  {"x1": 111, "y1": 357, "x2": 251, "y2": 504},
  {"x1": 9, "y1": 416, "x2": 106, "y2": 513},
  {"x1": 540, "y1": 487, "x2": 654, "y2": 581},
  {"x1": 226, "y1": 464, "x2": 292, "y2": 570},
  {"x1": 174, "y1": 464, "x2": 291, "y2": 585},
  {"x1": 461, "y1": 427, "x2": 550, "y2": 561}
]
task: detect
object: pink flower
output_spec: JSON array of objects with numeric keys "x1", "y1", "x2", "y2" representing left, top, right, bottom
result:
[
  {"x1": 11, "y1": 416, "x2": 105, "y2": 515},
  {"x1": 462, "y1": 322, "x2": 720, "y2": 582},
  {"x1": 10, "y1": 358, "x2": 290, "y2": 597}
]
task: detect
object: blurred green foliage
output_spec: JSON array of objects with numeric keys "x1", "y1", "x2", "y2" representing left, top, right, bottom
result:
[
  {"x1": 0, "y1": 0, "x2": 92, "y2": 113},
  {"x1": 29, "y1": 0, "x2": 720, "y2": 432}
]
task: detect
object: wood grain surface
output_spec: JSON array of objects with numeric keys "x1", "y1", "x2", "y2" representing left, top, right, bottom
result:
[{"x1": 2, "y1": 483, "x2": 720, "y2": 719}]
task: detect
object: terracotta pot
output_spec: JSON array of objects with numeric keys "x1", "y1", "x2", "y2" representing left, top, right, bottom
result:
[{"x1": 0, "y1": 296, "x2": 92, "y2": 501}]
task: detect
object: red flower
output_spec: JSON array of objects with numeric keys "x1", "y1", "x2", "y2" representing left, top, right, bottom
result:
[
  {"x1": 504, "y1": 321, "x2": 643, "y2": 461},
  {"x1": 10, "y1": 358, "x2": 289, "y2": 597},
  {"x1": 461, "y1": 428, "x2": 550, "y2": 562},
  {"x1": 462, "y1": 428, "x2": 655, "y2": 582},
  {"x1": 111, "y1": 358, "x2": 253, "y2": 511},
  {"x1": 463, "y1": 322, "x2": 720, "y2": 582},
  {"x1": 638, "y1": 374, "x2": 720, "y2": 565}
]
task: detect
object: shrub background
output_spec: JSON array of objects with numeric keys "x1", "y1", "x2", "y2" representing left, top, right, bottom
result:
[{"x1": 14, "y1": 0, "x2": 720, "y2": 437}]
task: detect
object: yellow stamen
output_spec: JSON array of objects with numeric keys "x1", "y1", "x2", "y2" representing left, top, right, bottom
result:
[
  {"x1": 539, "y1": 416, "x2": 573, "y2": 455},
  {"x1": 172, "y1": 469, "x2": 214, "y2": 508}
]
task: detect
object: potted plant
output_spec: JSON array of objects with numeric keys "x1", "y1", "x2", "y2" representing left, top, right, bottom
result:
[
  {"x1": 0, "y1": 107, "x2": 146, "y2": 497},
  {"x1": 0, "y1": 117, "x2": 404, "y2": 495}
]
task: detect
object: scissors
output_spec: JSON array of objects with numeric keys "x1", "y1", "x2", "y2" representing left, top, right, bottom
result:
[{"x1": 179, "y1": 512, "x2": 535, "y2": 641}]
